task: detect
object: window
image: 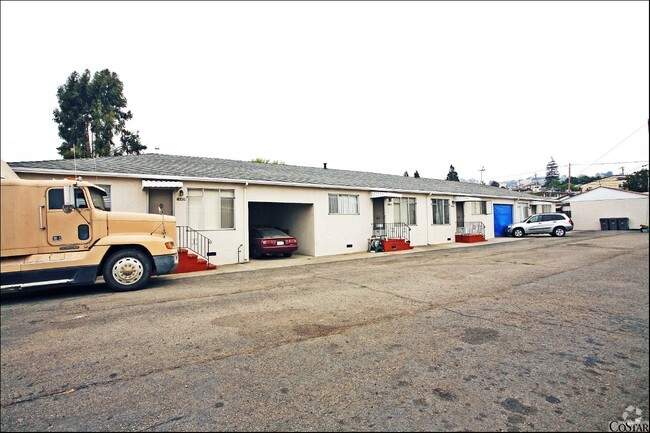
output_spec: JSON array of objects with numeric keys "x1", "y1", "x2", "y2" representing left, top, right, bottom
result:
[
  {"x1": 518, "y1": 204, "x2": 530, "y2": 220},
  {"x1": 220, "y1": 192, "x2": 234, "y2": 229},
  {"x1": 74, "y1": 188, "x2": 88, "y2": 208},
  {"x1": 328, "y1": 194, "x2": 359, "y2": 215},
  {"x1": 431, "y1": 199, "x2": 450, "y2": 225},
  {"x1": 187, "y1": 188, "x2": 235, "y2": 230},
  {"x1": 96, "y1": 184, "x2": 111, "y2": 210},
  {"x1": 90, "y1": 186, "x2": 109, "y2": 211},
  {"x1": 393, "y1": 197, "x2": 416, "y2": 225},
  {"x1": 542, "y1": 204, "x2": 552, "y2": 213},
  {"x1": 470, "y1": 200, "x2": 492, "y2": 215},
  {"x1": 47, "y1": 188, "x2": 90, "y2": 210},
  {"x1": 48, "y1": 189, "x2": 64, "y2": 210}
]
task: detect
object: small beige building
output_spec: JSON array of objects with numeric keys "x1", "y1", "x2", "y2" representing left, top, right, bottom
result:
[{"x1": 563, "y1": 187, "x2": 649, "y2": 231}]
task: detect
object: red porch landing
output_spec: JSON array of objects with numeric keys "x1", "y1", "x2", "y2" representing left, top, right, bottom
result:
[
  {"x1": 455, "y1": 234, "x2": 486, "y2": 243},
  {"x1": 382, "y1": 238, "x2": 413, "y2": 252},
  {"x1": 173, "y1": 249, "x2": 217, "y2": 274}
]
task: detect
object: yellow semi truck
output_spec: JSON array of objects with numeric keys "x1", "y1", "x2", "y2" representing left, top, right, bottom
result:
[{"x1": 1, "y1": 162, "x2": 178, "y2": 292}]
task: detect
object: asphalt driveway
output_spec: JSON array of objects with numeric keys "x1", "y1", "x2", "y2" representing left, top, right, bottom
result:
[{"x1": 1, "y1": 231, "x2": 648, "y2": 431}]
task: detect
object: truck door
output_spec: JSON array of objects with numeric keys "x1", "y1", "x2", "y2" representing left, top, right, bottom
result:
[{"x1": 46, "y1": 187, "x2": 93, "y2": 247}]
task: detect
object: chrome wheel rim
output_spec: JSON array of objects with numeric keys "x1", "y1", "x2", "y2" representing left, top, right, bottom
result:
[{"x1": 111, "y1": 257, "x2": 144, "y2": 286}]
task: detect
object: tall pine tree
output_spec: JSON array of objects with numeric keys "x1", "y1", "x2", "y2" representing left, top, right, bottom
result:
[
  {"x1": 545, "y1": 157, "x2": 560, "y2": 185},
  {"x1": 446, "y1": 165, "x2": 459, "y2": 181}
]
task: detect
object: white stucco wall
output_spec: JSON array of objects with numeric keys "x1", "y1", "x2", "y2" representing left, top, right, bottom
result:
[
  {"x1": 315, "y1": 189, "x2": 374, "y2": 257},
  {"x1": 565, "y1": 188, "x2": 649, "y2": 231},
  {"x1": 568, "y1": 198, "x2": 649, "y2": 230},
  {"x1": 14, "y1": 171, "x2": 548, "y2": 265},
  {"x1": 423, "y1": 195, "x2": 457, "y2": 245}
]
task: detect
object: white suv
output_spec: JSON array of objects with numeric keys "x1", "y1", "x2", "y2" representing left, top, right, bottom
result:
[{"x1": 505, "y1": 213, "x2": 574, "y2": 237}]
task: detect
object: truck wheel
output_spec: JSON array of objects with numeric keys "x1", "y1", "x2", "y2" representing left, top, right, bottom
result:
[{"x1": 103, "y1": 249, "x2": 152, "y2": 291}]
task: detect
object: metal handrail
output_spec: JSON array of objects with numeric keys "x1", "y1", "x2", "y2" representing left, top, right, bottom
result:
[
  {"x1": 456, "y1": 221, "x2": 485, "y2": 236},
  {"x1": 176, "y1": 226, "x2": 214, "y2": 265},
  {"x1": 372, "y1": 222, "x2": 411, "y2": 242}
]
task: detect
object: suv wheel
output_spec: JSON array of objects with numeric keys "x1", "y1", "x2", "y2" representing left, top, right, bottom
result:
[
  {"x1": 553, "y1": 226, "x2": 566, "y2": 237},
  {"x1": 512, "y1": 228, "x2": 524, "y2": 238}
]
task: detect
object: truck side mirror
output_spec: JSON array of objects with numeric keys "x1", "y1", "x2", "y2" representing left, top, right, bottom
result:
[{"x1": 62, "y1": 185, "x2": 75, "y2": 213}]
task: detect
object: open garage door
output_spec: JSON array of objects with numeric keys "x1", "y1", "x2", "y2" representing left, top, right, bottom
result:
[{"x1": 248, "y1": 202, "x2": 314, "y2": 256}]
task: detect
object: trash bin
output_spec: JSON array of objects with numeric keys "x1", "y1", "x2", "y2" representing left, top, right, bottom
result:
[
  {"x1": 617, "y1": 217, "x2": 629, "y2": 230},
  {"x1": 609, "y1": 218, "x2": 619, "y2": 230},
  {"x1": 600, "y1": 218, "x2": 610, "y2": 230}
]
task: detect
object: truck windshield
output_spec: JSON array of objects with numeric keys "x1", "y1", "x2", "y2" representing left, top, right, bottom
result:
[{"x1": 89, "y1": 187, "x2": 108, "y2": 211}]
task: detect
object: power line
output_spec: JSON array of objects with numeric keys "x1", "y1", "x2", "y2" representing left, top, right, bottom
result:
[
  {"x1": 493, "y1": 160, "x2": 648, "y2": 181},
  {"x1": 495, "y1": 162, "x2": 636, "y2": 179},
  {"x1": 575, "y1": 123, "x2": 647, "y2": 177},
  {"x1": 488, "y1": 122, "x2": 647, "y2": 181}
]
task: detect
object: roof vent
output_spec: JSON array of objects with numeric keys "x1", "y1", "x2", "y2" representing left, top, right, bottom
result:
[{"x1": 323, "y1": 163, "x2": 327, "y2": 169}]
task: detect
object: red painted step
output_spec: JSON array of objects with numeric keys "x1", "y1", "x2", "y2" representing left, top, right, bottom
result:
[
  {"x1": 455, "y1": 234, "x2": 486, "y2": 243},
  {"x1": 381, "y1": 238, "x2": 413, "y2": 252},
  {"x1": 172, "y1": 249, "x2": 217, "y2": 273}
]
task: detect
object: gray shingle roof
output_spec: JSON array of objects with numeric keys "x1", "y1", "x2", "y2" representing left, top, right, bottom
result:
[{"x1": 8, "y1": 153, "x2": 544, "y2": 200}]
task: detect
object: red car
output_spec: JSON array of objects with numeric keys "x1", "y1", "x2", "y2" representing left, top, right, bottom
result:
[{"x1": 249, "y1": 227, "x2": 298, "y2": 258}]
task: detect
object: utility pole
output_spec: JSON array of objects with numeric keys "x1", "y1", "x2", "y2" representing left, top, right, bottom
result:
[
  {"x1": 479, "y1": 166, "x2": 485, "y2": 184},
  {"x1": 568, "y1": 163, "x2": 571, "y2": 193},
  {"x1": 620, "y1": 166, "x2": 625, "y2": 176}
]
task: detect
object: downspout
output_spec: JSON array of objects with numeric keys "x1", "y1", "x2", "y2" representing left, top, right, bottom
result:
[
  {"x1": 242, "y1": 182, "x2": 249, "y2": 262},
  {"x1": 427, "y1": 192, "x2": 432, "y2": 245}
]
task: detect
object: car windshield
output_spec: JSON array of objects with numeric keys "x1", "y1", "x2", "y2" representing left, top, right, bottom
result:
[{"x1": 254, "y1": 228, "x2": 290, "y2": 238}]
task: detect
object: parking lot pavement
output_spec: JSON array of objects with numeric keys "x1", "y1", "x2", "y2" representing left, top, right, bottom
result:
[
  {"x1": 1, "y1": 231, "x2": 648, "y2": 432},
  {"x1": 167, "y1": 235, "x2": 521, "y2": 276}
]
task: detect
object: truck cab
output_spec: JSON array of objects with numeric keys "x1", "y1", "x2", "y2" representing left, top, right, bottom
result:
[{"x1": 1, "y1": 174, "x2": 178, "y2": 292}]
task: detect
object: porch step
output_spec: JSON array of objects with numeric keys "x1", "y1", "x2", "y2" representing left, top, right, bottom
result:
[
  {"x1": 382, "y1": 238, "x2": 413, "y2": 252},
  {"x1": 455, "y1": 234, "x2": 486, "y2": 243},
  {"x1": 173, "y1": 248, "x2": 217, "y2": 273}
]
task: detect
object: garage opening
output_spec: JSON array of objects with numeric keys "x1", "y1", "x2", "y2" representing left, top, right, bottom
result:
[
  {"x1": 493, "y1": 204, "x2": 514, "y2": 237},
  {"x1": 248, "y1": 202, "x2": 314, "y2": 257}
]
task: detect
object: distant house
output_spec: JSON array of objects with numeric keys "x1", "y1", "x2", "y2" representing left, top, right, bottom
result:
[
  {"x1": 8, "y1": 154, "x2": 554, "y2": 266},
  {"x1": 562, "y1": 187, "x2": 649, "y2": 231},
  {"x1": 579, "y1": 175, "x2": 628, "y2": 192}
]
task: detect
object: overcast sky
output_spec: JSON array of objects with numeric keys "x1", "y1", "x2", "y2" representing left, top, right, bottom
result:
[{"x1": 1, "y1": 1, "x2": 648, "y2": 183}]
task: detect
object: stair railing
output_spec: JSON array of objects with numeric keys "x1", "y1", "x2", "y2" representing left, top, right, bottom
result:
[
  {"x1": 455, "y1": 221, "x2": 485, "y2": 237},
  {"x1": 176, "y1": 226, "x2": 215, "y2": 266},
  {"x1": 372, "y1": 222, "x2": 411, "y2": 243}
]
